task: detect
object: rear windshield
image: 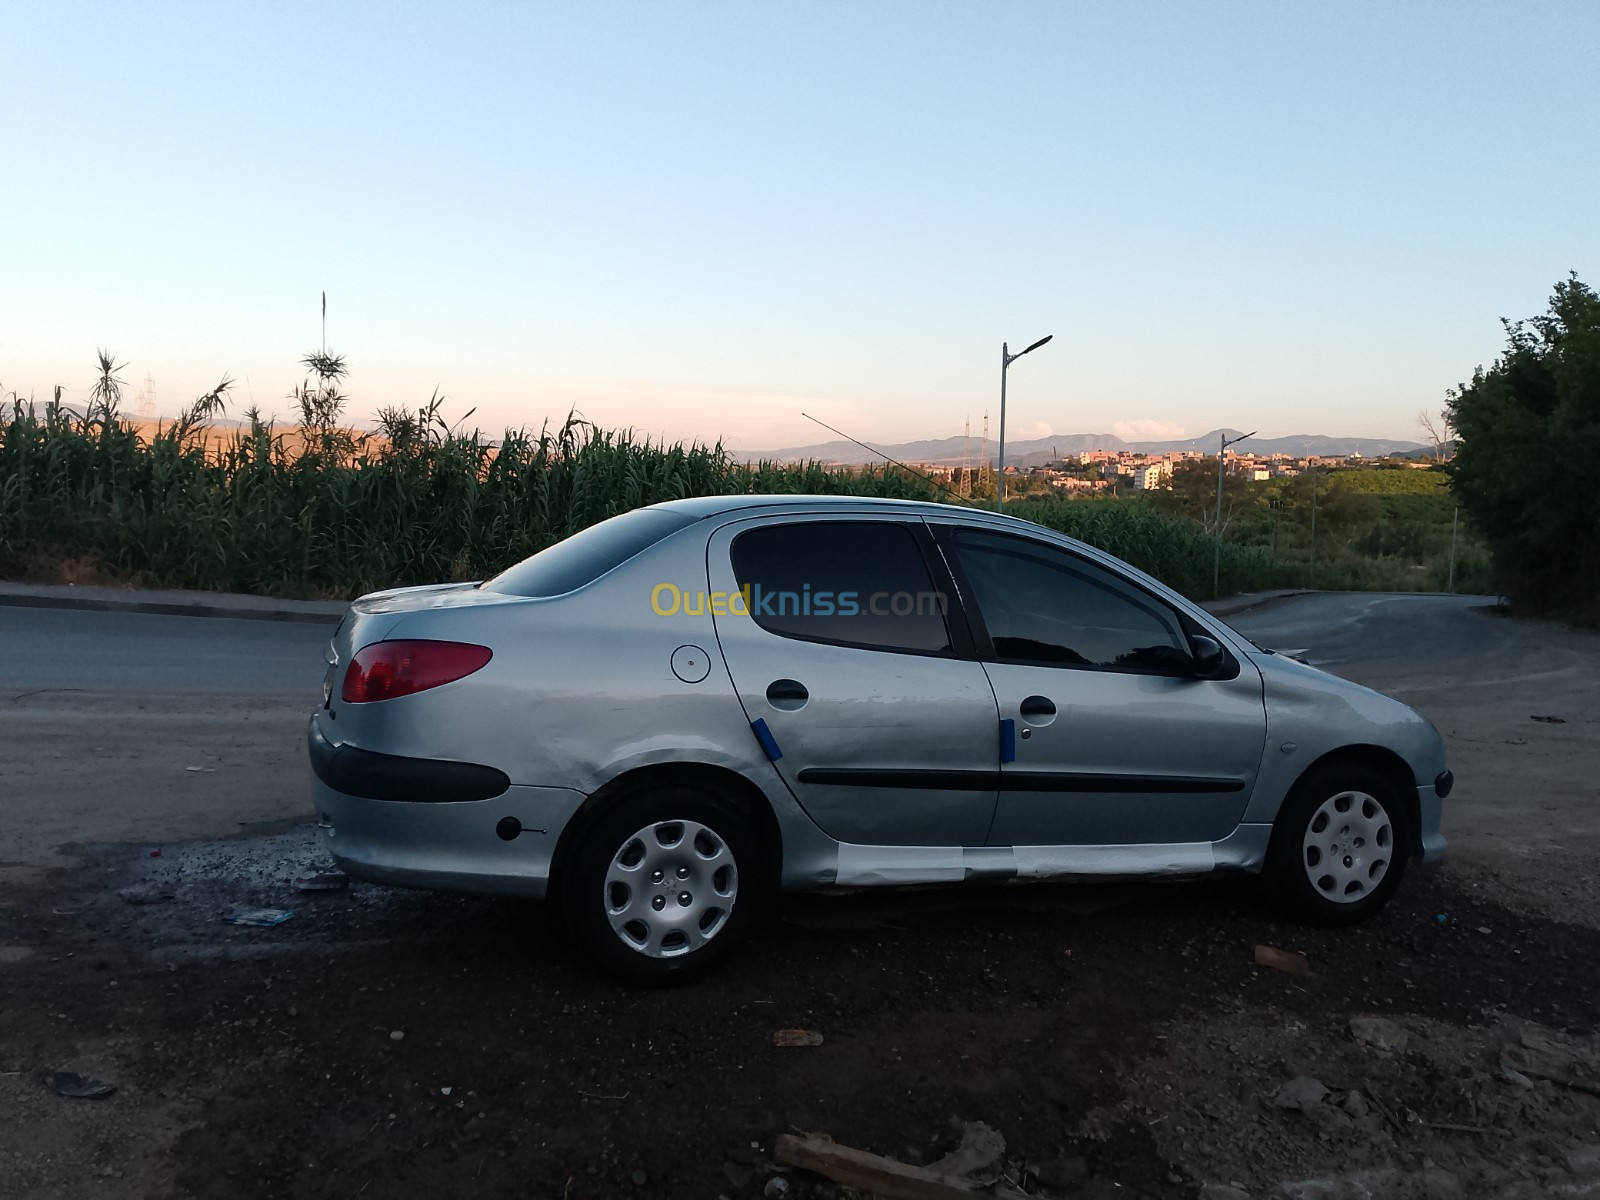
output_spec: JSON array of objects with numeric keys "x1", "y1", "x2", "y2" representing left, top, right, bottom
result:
[{"x1": 480, "y1": 508, "x2": 701, "y2": 597}]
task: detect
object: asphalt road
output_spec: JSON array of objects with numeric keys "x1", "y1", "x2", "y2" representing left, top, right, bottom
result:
[
  {"x1": 1222, "y1": 591, "x2": 1504, "y2": 683},
  {"x1": 0, "y1": 606, "x2": 331, "y2": 696},
  {"x1": 1224, "y1": 590, "x2": 1594, "y2": 705}
]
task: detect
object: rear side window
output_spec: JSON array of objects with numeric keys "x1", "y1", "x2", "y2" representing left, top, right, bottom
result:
[
  {"x1": 729, "y1": 521, "x2": 951, "y2": 654},
  {"x1": 482, "y1": 508, "x2": 700, "y2": 597}
]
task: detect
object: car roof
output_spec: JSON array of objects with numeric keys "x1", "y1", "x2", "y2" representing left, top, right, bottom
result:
[{"x1": 646, "y1": 494, "x2": 1008, "y2": 522}]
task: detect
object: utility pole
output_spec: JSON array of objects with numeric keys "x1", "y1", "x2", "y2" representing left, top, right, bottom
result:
[
  {"x1": 1213, "y1": 429, "x2": 1257, "y2": 597},
  {"x1": 1447, "y1": 505, "x2": 1459, "y2": 593},
  {"x1": 980, "y1": 413, "x2": 989, "y2": 498},
  {"x1": 961, "y1": 417, "x2": 971, "y2": 498},
  {"x1": 996, "y1": 334, "x2": 1053, "y2": 512},
  {"x1": 1309, "y1": 469, "x2": 1319, "y2": 585}
]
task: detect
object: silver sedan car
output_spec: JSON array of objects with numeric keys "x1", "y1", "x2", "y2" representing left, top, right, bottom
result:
[{"x1": 308, "y1": 496, "x2": 1450, "y2": 983}]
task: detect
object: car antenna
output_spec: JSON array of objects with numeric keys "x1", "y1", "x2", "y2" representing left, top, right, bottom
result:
[{"x1": 798, "y1": 412, "x2": 970, "y2": 505}]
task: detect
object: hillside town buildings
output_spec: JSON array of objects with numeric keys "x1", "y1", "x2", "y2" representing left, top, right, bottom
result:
[{"x1": 934, "y1": 449, "x2": 1434, "y2": 496}]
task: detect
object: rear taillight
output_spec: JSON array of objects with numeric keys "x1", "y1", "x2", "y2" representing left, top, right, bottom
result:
[{"x1": 341, "y1": 640, "x2": 493, "y2": 704}]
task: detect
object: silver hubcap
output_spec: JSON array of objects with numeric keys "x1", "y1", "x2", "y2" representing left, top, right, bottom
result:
[
  {"x1": 1302, "y1": 789, "x2": 1392, "y2": 903},
  {"x1": 603, "y1": 820, "x2": 738, "y2": 957}
]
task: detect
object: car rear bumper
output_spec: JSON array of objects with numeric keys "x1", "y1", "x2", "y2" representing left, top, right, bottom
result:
[{"x1": 308, "y1": 721, "x2": 586, "y2": 899}]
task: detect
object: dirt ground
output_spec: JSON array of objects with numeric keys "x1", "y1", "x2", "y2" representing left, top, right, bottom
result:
[{"x1": 2, "y1": 595, "x2": 1599, "y2": 1199}]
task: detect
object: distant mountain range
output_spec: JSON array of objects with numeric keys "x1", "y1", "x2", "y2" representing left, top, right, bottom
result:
[{"x1": 742, "y1": 428, "x2": 1426, "y2": 468}]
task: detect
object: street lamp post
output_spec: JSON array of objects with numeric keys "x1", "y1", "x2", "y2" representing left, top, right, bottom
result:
[
  {"x1": 1213, "y1": 428, "x2": 1257, "y2": 597},
  {"x1": 996, "y1": 334, "x2": 1053, "y2": 511}
]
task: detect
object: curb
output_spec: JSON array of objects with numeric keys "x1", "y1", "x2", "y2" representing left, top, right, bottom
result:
[
  {"x1": 1200, "y1": 590, "x2": 1315, "y2": 619},
  {"x1": 0, "y1": 590, "x2": 347, "y2": 626}
]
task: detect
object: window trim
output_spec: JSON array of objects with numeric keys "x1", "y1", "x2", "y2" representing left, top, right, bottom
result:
[
  {"x1": 727, "y1": 518, "x2": 968, "y2": 660},
  {"x1": 930, "y1": 524, "x2": 1213, "y2": 678}
]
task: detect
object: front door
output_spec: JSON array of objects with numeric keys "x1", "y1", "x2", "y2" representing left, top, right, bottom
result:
[
  {"x1": 933, "y1": 525, "x2": 1267, "y2": 847},
  {"x1": 708, "y1": 516, "x2": 1000, "y2": 847}
]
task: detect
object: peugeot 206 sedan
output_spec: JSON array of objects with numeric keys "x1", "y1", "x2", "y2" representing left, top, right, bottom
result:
[{"x1": 308, "y1": 496, "x2": 1450, "y2": 983}]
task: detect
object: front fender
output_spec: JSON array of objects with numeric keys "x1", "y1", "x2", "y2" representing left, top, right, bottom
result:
[{"x1": 1245, "y1": 651, "x2": 1449, "y2": 825}]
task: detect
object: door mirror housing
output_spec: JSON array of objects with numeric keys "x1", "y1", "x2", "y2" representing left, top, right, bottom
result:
[{"x1": 1189, "y1": 635, "x2": 1226, "y2": 679}]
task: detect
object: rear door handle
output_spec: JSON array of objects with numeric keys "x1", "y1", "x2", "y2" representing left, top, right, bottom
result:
[
  {"x1": 766, "y1": 679, "x2": 809, "y2": 710},
  {"x1": 1019, "y1": 695, "x2": 1056, "y2": 724}
]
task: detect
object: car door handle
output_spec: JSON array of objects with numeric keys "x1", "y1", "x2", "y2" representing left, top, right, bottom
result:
[
  {"x1": 1019, "y1": 695, "x2": 1056, "y2": 725},
  {"x1": 766, "y1": 678, "x2": 809, "y2": 711}
]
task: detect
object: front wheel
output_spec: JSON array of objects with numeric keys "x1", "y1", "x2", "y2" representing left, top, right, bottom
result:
[
  {"x1": 1265, "y1": 760, "x2": 1412, "y2": 925},
  {"x1": 559, "y1": 788, "x2": 765, "y2": 985}
]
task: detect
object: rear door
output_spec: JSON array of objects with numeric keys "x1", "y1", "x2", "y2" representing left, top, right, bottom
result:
[
  {"x1": 932, "y1": 524, "x2": 1267, "y2": 847},
  {"x1": 708, "y1": 516, "x2": 1000, "y2": 847}
]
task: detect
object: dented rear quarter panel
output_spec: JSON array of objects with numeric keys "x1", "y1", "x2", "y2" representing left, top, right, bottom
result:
[{"x1": 322, "y1": 522, "x2": 842, "y2": 885}]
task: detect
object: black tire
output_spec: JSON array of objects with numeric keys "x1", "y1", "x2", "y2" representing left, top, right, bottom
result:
[
  {"x1": 558, "y1": 787, "x2": 767, "y2": 986},
  {"x1": 1265, "y1": 760, "x2": 1412, "y2": 926}
]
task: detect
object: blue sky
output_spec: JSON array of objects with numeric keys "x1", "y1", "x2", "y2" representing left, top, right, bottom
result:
[{"x1": 4, "y1": 1, "x2": 1597, "y2": 450}]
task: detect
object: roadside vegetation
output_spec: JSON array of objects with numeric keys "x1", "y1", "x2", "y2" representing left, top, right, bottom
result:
[
  {"x1": 2, "y1": 348, "x2": 1486, "y2": 602},
  {"x1": 1149, "y1": 464, "x2": 1491, "y2": 595},
  {"x1": 1447, "y1": 273, "x2": 1600, "y2": 625}
]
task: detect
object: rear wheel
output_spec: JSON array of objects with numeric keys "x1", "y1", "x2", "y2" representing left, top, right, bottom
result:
[
  {"x1": 1265, "y1": 760, "x2": 1412, "y2": 925},
  {"x1": 559, "y1": 788, "x2": 765, "y2": 985}
]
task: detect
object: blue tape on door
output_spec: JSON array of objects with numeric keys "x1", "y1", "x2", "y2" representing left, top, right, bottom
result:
[
  {"x1": 999, "y1": 718, "x2": 1016, "y2": 764},
  {"x1": 750, "y1": 718, "x2": 783, "y2": 762}
]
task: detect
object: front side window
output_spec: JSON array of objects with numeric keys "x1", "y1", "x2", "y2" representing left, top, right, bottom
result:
[
  {"x1": 945, "y1": 530, "x2": 1188, "y2": 670},
  {"x1": 729, "y1": 521, "x2": 952, "y2": 654}
]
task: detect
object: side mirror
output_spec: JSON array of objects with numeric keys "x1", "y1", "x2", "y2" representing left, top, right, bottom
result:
[{"x1": 1189, "y1": 635, "x2": 1225, "y2": 679}]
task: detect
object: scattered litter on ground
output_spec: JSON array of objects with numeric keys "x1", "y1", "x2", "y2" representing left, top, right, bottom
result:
[
  {"x1": 222, "y1": 907, "x2": 294, "y2": 927},
  {"x1": 440, "y1": 1087, "x2": 452, "y2": 1096},
  {"x1": 1531, "y1": 714, "x2": 1567, "y2": 723},
  {"x1": 294, "y1": 870, "x2": 349, "y2": 892},
  {"x1": 773, "y1": 1028, "x2": 824, "y2": 1047},
  {"x1": 184, "y1": 766, "x2": 217, "y2": 773},
  {"x1": 389, "y1": 1030, "x2": 404, "y2": 1041},
  {"x1": 1254, "y1": 943, "x2": 1313, "y2": 977},
  {"x1": 49, "y1": 1072, "x2": 116, "y2": 1099},
  {"x1": 148, "y1": 849, "x2": 161, "y2": 858},
  {"x1": 776, "y1": 1131, "x2": 1022, "y2": 1200}
]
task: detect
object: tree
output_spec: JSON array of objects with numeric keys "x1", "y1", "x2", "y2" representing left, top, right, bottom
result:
[
  {"x1": 1446, "y1": 274, "x2": 1600, "y2": 623},
  {"x1": 1148, "y1": 458, "x2": 1259, "y2": 536},
  {"x1": 1415, "y1": 408, "x2": 1452, "y2": 461}
]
